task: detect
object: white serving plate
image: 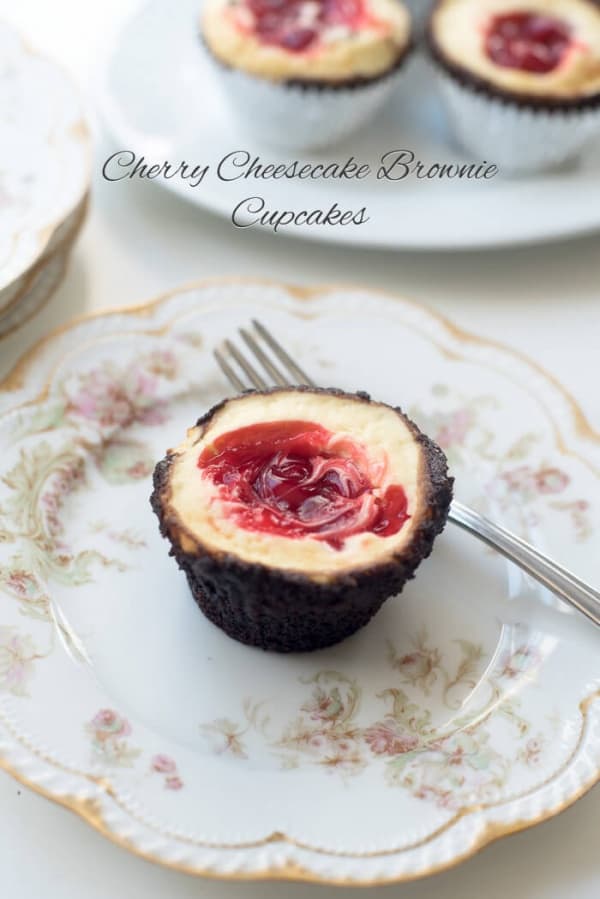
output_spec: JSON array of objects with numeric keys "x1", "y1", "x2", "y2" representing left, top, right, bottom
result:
[
  {"x1": 0, "y1": 22, "x2": 90, "y2": 304},
  {"x1": 0, "y1": 280, "x2": 598, "y2": 885},
  {"x1": 98, "y1": 0, "x2": 600, "y2": 250}
]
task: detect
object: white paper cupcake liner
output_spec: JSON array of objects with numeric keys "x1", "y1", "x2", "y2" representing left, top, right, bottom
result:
[
  {"x1": 210, "y1": 59, "x2": 408, "y2": 152},
  {"x1": 434, "y1": 69, "x2": 600, "y2": 175}
]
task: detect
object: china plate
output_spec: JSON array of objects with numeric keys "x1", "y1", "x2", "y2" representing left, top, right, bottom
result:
[
  {"x1": 0, "y1": 193, "x2": 88, "y2": 339},
  {"x1": 0, "y1": 280, "x2": 598, "y2": 885},
  {"x1": 0, "y1": 22, "x2": 90, "y2": 301},
  {"x1": 97, "y1": 0, "x2": 600, "y2": 250}
]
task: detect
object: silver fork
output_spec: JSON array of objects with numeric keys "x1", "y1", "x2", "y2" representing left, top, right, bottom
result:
[{"x1": 214, "y1": 320, "x2": 600, "y2": 629}]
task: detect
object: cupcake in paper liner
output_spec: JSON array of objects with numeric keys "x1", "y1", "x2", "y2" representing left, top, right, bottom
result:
[
  {"x1": 426, "y1": 0, "x2": 600, "y2": 175},
  {"x1": 200, "y1": 0, "x2": 413, "y2": 151}
]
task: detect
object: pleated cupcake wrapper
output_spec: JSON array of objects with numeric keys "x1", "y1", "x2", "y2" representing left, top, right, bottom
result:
[
  {"x1": 434, "y1": 69, "x2": 600, "y2": 176},
  {"x1": 210, "y1": 61, "x2": 408, "y2": 152}
]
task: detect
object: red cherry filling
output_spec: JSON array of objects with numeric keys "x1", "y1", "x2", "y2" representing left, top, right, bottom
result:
[
  {"x1": 245, "y1": 0, "x2": 365, "y2": 52},
  {"x1": 197, "y1": 420, "x2": 409, "y2": 550},
  {"x1": 485, "y1": 12, "x2": 572, "y2": 74}
]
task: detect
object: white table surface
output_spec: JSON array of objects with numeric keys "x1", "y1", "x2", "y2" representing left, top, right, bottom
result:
[{"x1": 1, "y1": 1, "x2": 599, "y2": 896}]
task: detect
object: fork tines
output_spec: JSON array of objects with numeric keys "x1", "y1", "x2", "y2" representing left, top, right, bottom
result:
[{"x1": 215, "y1": 320, "x2": 315, "y2": 394}]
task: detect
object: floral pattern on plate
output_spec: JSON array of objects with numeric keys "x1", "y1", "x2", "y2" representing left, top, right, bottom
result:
[
  {"x1": 87, "y1": 708, "x2": 141, "y2": 767},
  {"x1": 0, "y1": 351, "x2": 182, "y2": 632},
  {"x1": 0, "y1": 627, "x2": 45, "y2": 697},
  {"x1": 85, "y1": 710, "x2": 184, "y2": 787},
  {"x1": 410, "y1": 386, "x2": 591, "y2": 542},
  {"x1": 199, "y1": 629, "x2": 551, "y2": 810},
  {"x1": 0, "y1": 282, "x2": 597, "y2": 885}
]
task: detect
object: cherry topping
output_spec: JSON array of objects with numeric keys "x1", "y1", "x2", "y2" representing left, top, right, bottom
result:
[
  {"x1": 485, "y1": 12, "x2": 572, "y2": 74},
  {"x1": 321, "y1": 0, "x2": 362, "y2": 25},
  {"x1": 280, "y1": 27, "x2": 318, "y2": 50},
  {"x1": 197, "y1": 420, "x2": 409, "y2": 550},
  {"x1": 243, "y1": 0, "x2": 365, "y2": 52}
]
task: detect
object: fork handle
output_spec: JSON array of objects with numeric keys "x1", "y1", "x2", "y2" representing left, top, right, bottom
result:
[{"x1": 449, "y1": 501, "x2": 600, "y2": 627}]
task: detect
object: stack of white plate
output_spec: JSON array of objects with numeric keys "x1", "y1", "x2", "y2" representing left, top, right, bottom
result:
[{"x1": 0, "y1": 22, "x2": 91, "y2": 338}]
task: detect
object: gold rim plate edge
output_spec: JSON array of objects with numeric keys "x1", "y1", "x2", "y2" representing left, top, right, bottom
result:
[{"x1": 0, "y1": 276, "x2": 598, "y2": 885}]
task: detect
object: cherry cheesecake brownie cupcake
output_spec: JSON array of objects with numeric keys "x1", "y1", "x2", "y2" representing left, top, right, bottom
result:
[
  {"x1": 201, "y1": 0, "x2": 413, "y2": 149},
  {"x1": 151, "y1": 387, "x2": 452, "y2": 653},
  {"x1": 426, "y1": 0, "x2": 600, "y2": 173}
]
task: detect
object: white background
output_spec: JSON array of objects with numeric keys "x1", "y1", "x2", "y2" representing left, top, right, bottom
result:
[{"x1": 1, "y1": 1, "x2": 599, "y2": 897}]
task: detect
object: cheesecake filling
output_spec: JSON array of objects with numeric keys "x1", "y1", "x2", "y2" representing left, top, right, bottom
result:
[
  {"x1": 485, "y1": 12, "x2": 572, "y2": 73},
  {"x1": 197, "y1": 420, "x2": 409, "y2": 550}
]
